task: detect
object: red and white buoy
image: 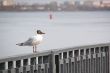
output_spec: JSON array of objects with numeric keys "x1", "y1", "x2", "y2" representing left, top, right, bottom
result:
[{"x1": 49, "y1": 12, "x2": 53, "y2": 20}]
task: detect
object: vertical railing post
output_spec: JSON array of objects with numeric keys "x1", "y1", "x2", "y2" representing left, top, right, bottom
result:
[
  {"x1": 108, "y1": 46, "x2": 110, "y2": 73},
  {"x1": 73, "y1": 50, "x2": 74, "y2": 57},
  {"x1": 5, "y1": 62, "x2": 8, "y2": 70},
  {"x1": 28, "y1": 58, "x2": 30, "y2": 65},
  {"x1": 21, "y1": 59, "x2": 23, "y2": 67},
  {"x1": 36, "y1": 57, "x2": 38, "y2": 64},
  {"x1": 84, "y1": 49, "x2": 86, "y2": 73},
  {"x1": 61, "y1": 52, "x2": 63, "y2": 59},
  {"x1": 13, "y1": 61, "x2": 16, "y2": 68},
  {"x1": 49, "y1": 51, "x2": 54, "y2": 73}
]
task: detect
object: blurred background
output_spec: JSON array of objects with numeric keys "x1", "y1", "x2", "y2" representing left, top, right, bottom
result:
[{"x1": 0, "y1": 0, "x2": 110, "y2": 58}]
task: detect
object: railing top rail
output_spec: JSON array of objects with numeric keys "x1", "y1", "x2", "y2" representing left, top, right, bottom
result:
[{"x1": 0, "y1": 42, "x2": 110, "y2": 63}]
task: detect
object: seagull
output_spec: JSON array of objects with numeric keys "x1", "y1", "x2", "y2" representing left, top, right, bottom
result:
[{"x1": 16, "y1": 30, "x2": 45, "y2": 53}]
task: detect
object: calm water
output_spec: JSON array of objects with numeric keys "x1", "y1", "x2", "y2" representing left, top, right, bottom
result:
[{"x1": 0, "y1": 11, "x2": 110, "y2": 58}]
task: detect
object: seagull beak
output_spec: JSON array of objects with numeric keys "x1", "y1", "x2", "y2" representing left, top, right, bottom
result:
[
  {"x1": 42, "y1": 32, "x2": 45, "y2": 34},
  {"x1": 42, "y1": 33, "x2": 45, "y2": 34}
]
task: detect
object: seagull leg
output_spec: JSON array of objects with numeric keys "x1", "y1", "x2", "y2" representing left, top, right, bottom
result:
[
  {"x1": 35, "y1": 45, "x2": 37, "y2": 53},
  {"x1": 33, "y1": 46, "x2": 34, "y2": 53}
]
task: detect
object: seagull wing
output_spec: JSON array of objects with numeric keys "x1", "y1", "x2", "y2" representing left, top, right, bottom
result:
[{"x1": 23, "y1": 37, "x2": 34, "y2": 46}]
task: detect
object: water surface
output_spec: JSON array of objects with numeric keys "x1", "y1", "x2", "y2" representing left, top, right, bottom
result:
[{"x1": 0, "y1": 11, "x2": 110, "y2": 58}]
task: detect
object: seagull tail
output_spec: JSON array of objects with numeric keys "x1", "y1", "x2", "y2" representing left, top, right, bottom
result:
[{"x1": 16, "y1": 43, "x2": 24, "y2": 46}]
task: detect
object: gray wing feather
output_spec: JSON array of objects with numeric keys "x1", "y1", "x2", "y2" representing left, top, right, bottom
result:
[{"x1": 23, "y1": 38, "x2": 34, "y2": 46}]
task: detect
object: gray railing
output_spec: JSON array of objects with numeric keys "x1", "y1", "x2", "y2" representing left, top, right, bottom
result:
[{"x1": 0, "y1": 43, "x2": 110, "y2": 73}]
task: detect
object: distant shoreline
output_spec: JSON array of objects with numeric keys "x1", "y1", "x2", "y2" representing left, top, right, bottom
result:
[{"x1": 0, "y1": 9, "x2": 110, "y2": 12}]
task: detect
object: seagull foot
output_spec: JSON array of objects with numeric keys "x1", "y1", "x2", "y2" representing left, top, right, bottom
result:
[{"x1": 33, "y1": 51, "x2": 37, "y2": 53}]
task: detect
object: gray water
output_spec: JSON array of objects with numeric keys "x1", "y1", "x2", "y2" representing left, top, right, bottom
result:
[{"x1": 0, "y1": 11, "x2": 110, "y2": 58}]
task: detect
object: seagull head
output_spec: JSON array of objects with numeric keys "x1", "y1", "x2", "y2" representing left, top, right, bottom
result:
[{"x1": 37, "y1": 30, "x2": 45, "y2": 34}]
